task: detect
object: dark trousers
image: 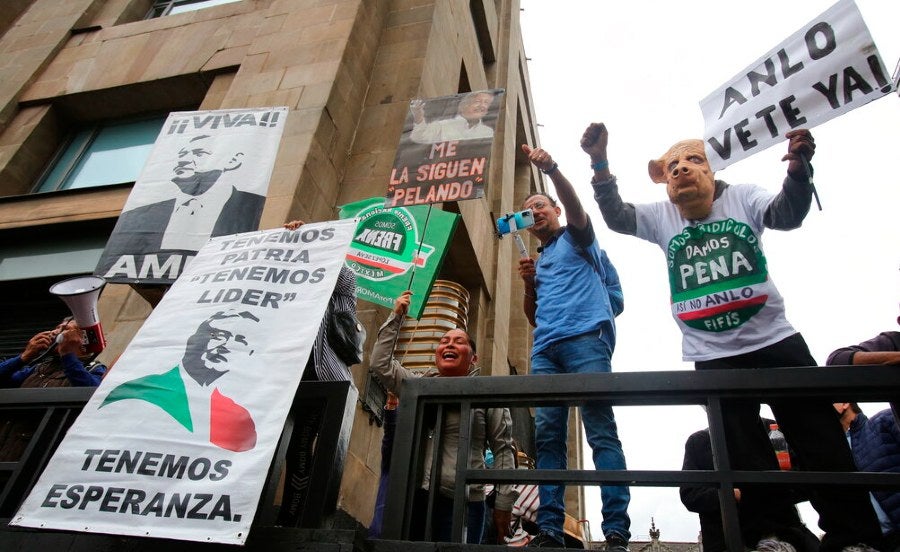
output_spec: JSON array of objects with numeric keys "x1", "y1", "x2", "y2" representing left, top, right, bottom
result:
[
  {"x1": 882, "y1": 530, "x2": 900, "y2": 552},
  {"x1": 410, "y1": 488, "x2": 485, "y2": 543},
  {"x1": 368, "y1": 408, "x2": 397, "y2": 538},
  {"x1": 695, "y1": 333, "x2": 881, "y2": 551}
]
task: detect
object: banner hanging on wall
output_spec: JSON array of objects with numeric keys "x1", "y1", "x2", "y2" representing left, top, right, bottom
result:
[
  {"x1": 13, "y1": 220, "x2": 356, "y2": 544},
  {"x1": 95, "y1": 106, "x2": 288, "y2": 285},
  {"x1": 385, "y1": 89, "x2": 504, "y2": 208}
]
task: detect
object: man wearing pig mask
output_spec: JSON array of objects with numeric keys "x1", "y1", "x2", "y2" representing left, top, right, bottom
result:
[{"x1": 585, "y1": 123, "x2": 881, "y2": 552}]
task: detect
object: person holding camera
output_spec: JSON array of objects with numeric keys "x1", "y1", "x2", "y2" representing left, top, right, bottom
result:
[{"x1": 517, "y1": 144, "x2": 630, "y2": 552}]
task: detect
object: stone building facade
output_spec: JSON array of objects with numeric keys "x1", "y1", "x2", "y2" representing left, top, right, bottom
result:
[{"x1": 0, "y1": 0, "x2": 571, "y2": 528}]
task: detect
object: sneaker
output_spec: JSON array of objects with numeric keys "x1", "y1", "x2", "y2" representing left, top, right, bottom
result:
[
  {"x1": 755, "y1": 537, "x2": 797, "y2": 552},
  {"x1": 605, "y1": 533, "x2": 630, "y2": 552},
  {"x1": 528, "y1": 530, "x2": 566, "y2": 548}
]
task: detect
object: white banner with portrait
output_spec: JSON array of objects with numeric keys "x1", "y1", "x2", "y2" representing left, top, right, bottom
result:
[
  {"x1": 12, "y1": 219, "x2": 356, "y2": 544},
  {"x1": 701, "y1": 0, "x2": 893, "y2": 171},
  {"x1": 95, "y1": 106, "x2": 288, "y2": 285}
]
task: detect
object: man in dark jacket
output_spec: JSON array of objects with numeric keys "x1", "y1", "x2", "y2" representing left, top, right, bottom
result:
[
  {"x1": 0, "y1": 317, "x2": 106, "y2": 461},
  {"x1": 680, "y1": 418, "x2": 819, "y2": 551},
  {"x1": 834, "y1": 402, "x2": 900, "y2": 551},
  {"x1": 828, "y1": 309, "x2": 900, "y2": 551},
  {"x1": 827, "y1": 323, "x2": 900, "y2": 427},
  {"x1": 0, "y1": 318, "x2": 105, "y2": 389}
]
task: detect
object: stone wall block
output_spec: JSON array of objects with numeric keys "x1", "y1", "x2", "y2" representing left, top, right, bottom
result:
[
  {"x1": 281, "y1": 60, "x2": 340, "y2": 90},
  {"x1": 282, "y1": 107, "x2": 320, "y2": 136},
  {"x1": 202, "y1": 45, "x2": 250, "y2": 72},
  {"x1": 229, "y1": 67, "x2": 285, "y2": 98},
  {"x1": 336, "y1": 452, "x2": 377, "y2": 527},
  {"x1": 262, "y1": 43, "x2": 323, "y2": 71},
  {"x1": 281, "y1": 5, "x2": 340, "y2": 31},
  {"x1": 294, "y1": 81, "x2": 331, "y2": 111},
  {"x1": 256, "y1": 12, "x2": 287, "y2": 37}
]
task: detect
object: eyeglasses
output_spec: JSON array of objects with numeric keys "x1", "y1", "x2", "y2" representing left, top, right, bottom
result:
[{"x1": 525, "y1": 201, "x2": 549, "y2": 210}]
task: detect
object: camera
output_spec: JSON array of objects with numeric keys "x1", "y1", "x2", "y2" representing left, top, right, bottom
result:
[{"x1": 496, "y1": 209, "x2": 534, "y2": 236}]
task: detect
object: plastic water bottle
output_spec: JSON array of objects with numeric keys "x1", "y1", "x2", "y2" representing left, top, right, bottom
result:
[{"x1": 768, "y1": 423, "x2": 791, "y2": 470}]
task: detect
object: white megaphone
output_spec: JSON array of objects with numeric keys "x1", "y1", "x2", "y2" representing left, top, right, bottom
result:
[{"x1": 49, "y1": 275, "x2": 106, "y2": 354}]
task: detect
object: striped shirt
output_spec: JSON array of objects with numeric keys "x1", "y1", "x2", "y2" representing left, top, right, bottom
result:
[{"x1": 306, "y1": 266, "x2": 358, "y2": 383}]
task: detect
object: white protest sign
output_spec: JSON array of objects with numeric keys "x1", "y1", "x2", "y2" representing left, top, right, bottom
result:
[
  {"x1": 701, "y1": 0, "x2": 893, "y2": 171},
  {"x1": 95, "y1": 107, "x2": 288, "y2": 284},
  {"x1": 11, "y1": 219, "x2": 356, "y2": 544}
]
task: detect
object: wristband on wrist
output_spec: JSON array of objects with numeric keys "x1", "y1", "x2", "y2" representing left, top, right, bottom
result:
[
  {"x1": 540, "y1": 162, "x2": 558, "y2": 175},
  {"x1": 591, "y1": 159, "x2": 609, "y2": 172}
]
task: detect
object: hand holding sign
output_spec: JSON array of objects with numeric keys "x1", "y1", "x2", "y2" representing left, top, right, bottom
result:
[
  {"x1": 393, "y1": 290, "x2": 412, "y2": 317},
  {"x1": 782, "y1": 129, "x2": 816, "y2": 179},
  {"x1": 700, "y1": 0, "x2": 892, "y2": 172},
  {"x1": 781, "y1": 129, "x2": 821, "y2": 210}
]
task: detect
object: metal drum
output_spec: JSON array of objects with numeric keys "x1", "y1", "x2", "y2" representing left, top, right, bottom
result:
[{"x1": 395, "y1": 280, "x2": 470, "y2": 371}]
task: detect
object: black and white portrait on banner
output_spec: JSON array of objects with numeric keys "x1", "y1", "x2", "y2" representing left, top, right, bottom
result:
[
  {"x1": 95, "y1": 107, "x2": 288, "y2": 285},
  {"x1": 13, "y1": 221, "x2": 357, "y2": 544}
]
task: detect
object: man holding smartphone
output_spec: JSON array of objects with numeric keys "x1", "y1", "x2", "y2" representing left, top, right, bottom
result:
[{"x1": 517, "y1": 144, "x2": 630, "y2": 551}]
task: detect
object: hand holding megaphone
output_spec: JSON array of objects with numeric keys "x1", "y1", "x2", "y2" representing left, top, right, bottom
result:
[
  {"x1": 49, "y1": 276, "x2": 106, "y2": 354},
  {"x1": 57, "y1": 324, "x2": 86, "y2": 356},
  {"x1": 21, "y1": 330, "x2": 58, "y2": 363},
  {"x1": 21, "y1": 327, "x2": 68, "y2": 366}
]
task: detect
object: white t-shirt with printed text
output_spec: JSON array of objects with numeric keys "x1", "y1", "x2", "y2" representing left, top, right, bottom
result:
[{"x1": 634, "y1": 183, "x2": 796, "y2": 361}]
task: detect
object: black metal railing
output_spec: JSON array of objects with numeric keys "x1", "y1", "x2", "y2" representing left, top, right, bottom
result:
[
  {"x1": 381, "y1": 365, "x2": 900, "y2": 550},
  {"x1": 0, "y1": 387, "x2": 89, "y2": 518},
  {"x1": 0, "y1": 381, "x2": 357, "y2": 530}
]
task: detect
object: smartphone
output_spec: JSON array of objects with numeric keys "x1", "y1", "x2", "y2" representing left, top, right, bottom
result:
[{"x1": 496, "y1": 209, "x2": 534, "y2": 235}]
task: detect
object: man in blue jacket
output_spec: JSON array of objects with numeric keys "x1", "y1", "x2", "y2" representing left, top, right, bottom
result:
[{"x1": 834, "y1": 402, "x2": 900, "y2": 551}]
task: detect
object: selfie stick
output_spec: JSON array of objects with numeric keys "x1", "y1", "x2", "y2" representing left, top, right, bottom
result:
[
  {"x1": 497, "y1": 212, "x2": 530, "y2": 259},
  {"x1": 512, "y1": 233, "x2": 528, "y2": 258}
]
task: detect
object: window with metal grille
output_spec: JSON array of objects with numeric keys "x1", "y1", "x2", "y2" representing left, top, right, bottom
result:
[{"x1": 0, "y1": 276, "x2": 72, "y2": 361}]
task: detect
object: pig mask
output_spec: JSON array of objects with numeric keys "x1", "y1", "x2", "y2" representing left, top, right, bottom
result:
[{"x1": 647, "y1": 139, "x2": 716, "y2": 220}]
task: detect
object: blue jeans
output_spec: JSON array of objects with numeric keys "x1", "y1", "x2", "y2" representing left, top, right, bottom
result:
[{"x1": 531, "y1": 331, "x2": 631, "y2": 541}]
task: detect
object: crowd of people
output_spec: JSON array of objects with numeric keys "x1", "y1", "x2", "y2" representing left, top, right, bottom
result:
[
  {"x1": 3, "y1": 121, "x2": 898, "y2": 552},
  {"x1": 511, "y1": 124, "x2": 899, "y2": 552},
  {"x1": 363, "y1": 123, "x2": 900, "y2": 551}
]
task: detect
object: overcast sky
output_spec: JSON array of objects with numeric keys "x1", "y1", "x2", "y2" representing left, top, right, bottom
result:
[{"x1": 520, "y1": 0, "x2": 899, "y2": 543}]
